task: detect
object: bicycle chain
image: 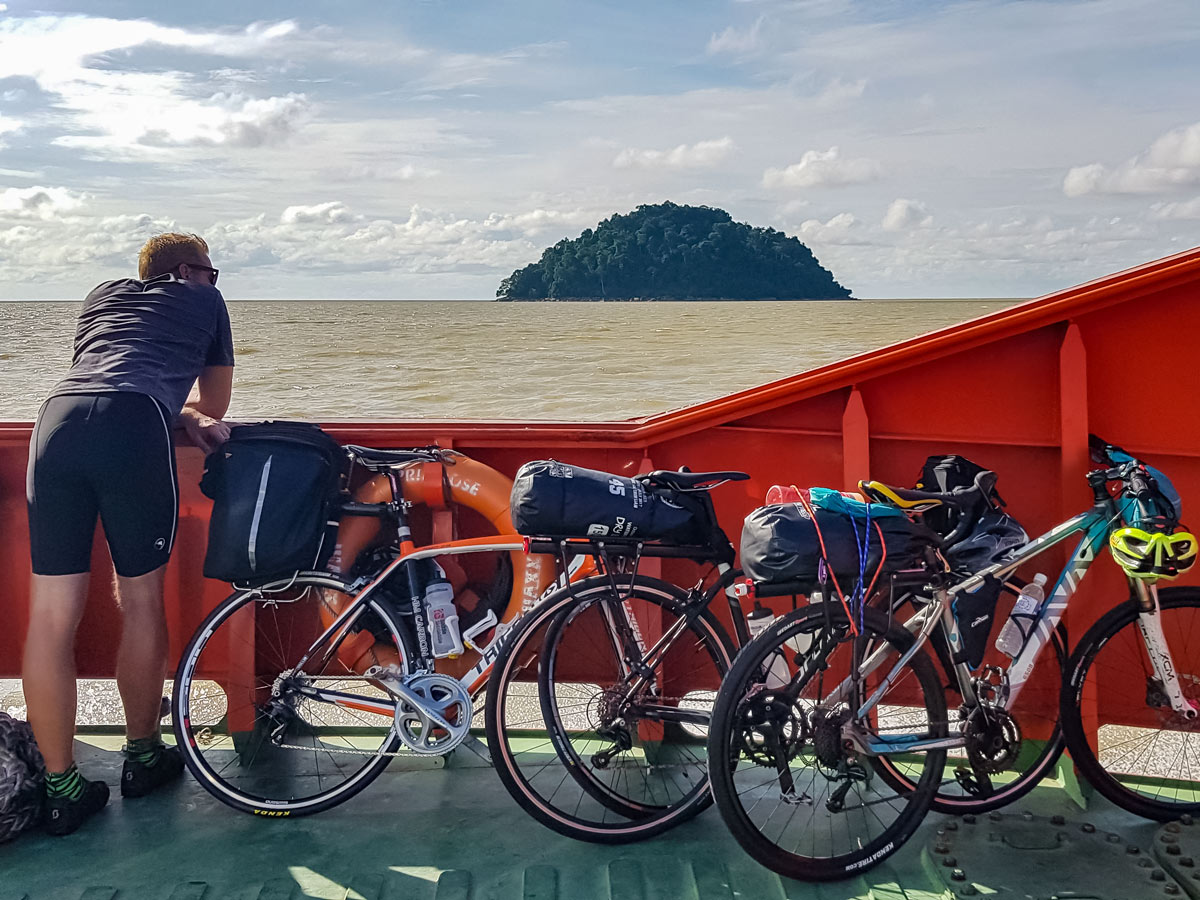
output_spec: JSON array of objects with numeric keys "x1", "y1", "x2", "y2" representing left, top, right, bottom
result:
[{"x1": 262, "y1": 690, "x2": 713, "y2": 762}]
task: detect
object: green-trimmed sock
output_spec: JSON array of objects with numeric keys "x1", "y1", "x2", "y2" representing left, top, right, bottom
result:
[
  {"x1": 45, "y1": 765, "x2": 85, "y2": 800},
  {"x1": 123, "y1": 736, "x2": 165, "y2": 768}
]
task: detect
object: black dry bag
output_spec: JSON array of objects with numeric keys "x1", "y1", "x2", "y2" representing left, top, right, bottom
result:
[
  {"x1": 740, "y1": 503, "x2": 932, "y2": 588},
  {"x1": 510, "y1": 460, "x2": 702, "y2": 542},
  {"x1": 201, "y1": 421, "x2": 345, "y2": 583}
]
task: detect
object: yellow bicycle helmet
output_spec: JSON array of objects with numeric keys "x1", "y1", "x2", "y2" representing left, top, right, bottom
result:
[{"x1": 1110, "y1": 527, "x2": 1198, "y2": 580}]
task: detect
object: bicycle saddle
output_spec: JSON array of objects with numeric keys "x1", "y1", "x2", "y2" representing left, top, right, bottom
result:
[{"x1": 638, "y1": 469, "x2": 750, "y2": 490}]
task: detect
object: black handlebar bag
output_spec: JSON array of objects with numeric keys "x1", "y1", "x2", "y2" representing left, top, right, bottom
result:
[
  {"x1": 200, "y1": 422, "x2": 346, "y2": 583},
  {"x1": 511, "y1": 460, "x2": 703, "y2": 542}
]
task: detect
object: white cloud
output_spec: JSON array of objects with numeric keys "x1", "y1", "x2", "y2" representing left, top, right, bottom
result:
[
  {"x1": 1150, "y1": 196, "x2": 1200, "y2": 220},
  {"x1": 0, "y1": 16, "x2": 307, "y2": 156},
  {"x1": 1064, "y1": 121, "x2": 1200, "y2": 197},
  {"x1": 613, "y1": 137, "x2": 735, "y2": 169},
  {"x1": 0, "y1": 186, "x2": 86, "y2": 219},
  {"x1": 882, "y1": 198, "x2": 932, "y2": 232},
  {"x1": 57, "y1": 92, "x2": 311, "y2": 154},
  {"x1": 763, "y1": 147, "x2": 882, "y2": 188},
  {"x1": 707, "y1": 16, "x2": 765, "y2": 56},
  {"x1": 483, "y1": 207, "x2": 606, "y2": 236},
  {"x1": 798, "y1": 212, "x2": 859, "y2": 243},
  {"x1": 280, "y1": 202, "x2": 354, "y2": 226},
  {"x1": 815, "y1": 77, "x2": 867, "y2": 108},
  {"x1": 0, "y1": 112, "x2": 20, "y2": 147},
  {"x1": 0, "y1": 201, "x2": 584, "y2": 289}
]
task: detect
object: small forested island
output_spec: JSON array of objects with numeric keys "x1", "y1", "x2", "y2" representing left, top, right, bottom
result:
[{"x1": 496, "y1": 202, "x2": 852, "y2": 301}]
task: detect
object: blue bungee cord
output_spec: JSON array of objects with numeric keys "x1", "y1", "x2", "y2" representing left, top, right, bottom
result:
[{"x1": 848, "y1": 501, "x2": 872, "y2": 632}]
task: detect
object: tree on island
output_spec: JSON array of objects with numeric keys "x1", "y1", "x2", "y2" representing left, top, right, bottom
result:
[{"x1": 496, "y1": 202, "x2": 852, "y2": 301}]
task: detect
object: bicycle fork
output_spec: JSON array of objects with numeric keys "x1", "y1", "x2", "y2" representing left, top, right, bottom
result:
[{"x1": 1135, "y1": 580, "x2": 1199, "y2": 719}]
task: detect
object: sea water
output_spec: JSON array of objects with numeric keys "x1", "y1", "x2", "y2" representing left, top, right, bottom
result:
[{"x1": 0, "y1": 299, "x2": 1017, "y2": 422}]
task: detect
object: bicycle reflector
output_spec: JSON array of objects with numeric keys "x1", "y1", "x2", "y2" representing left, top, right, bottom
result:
[{"x1": 1110, "y1": 527, "x2": 1198, "y2": 580}]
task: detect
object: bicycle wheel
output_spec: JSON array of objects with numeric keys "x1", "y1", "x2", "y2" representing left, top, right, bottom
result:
[
  {"x1": 707, "y1": 603, "x2": 947, "y2": 881},
  {"x1": 1062, "y1": 587, "x2": 1200, "y2": 820},
  {"x1": 875, "y1": 624, "x2": 1066, "y2": 814},
  {"x1": 173, "y1": 573, "x2": 414, "y2": 816},
  {"x1": 485, "y1": 574, "x2": 735, "y2": 843}
]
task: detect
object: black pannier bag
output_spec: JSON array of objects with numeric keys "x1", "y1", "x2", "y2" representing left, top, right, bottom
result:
[
  {"x1": 510, "y1": 460, "x2": 702, "y2": 542},
  {"x1": 201, "y1": 422, "x2": 346, "y2": 583},
  {"x1": 740, "y1": 502, "x2": 934, "y2": 588}
]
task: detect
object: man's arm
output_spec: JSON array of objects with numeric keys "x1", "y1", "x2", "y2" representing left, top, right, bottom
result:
[{"x1": 179, "y1": 365, "x2": 233, "y2": 452}]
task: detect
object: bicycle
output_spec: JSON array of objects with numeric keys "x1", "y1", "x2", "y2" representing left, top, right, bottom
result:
[
  {"x1": 485, "y1": 467, "x2": 754, "y2": 843},
  {"x1": 706, "y1": 441, "x2": 1199, "y2": 880},
  {"x1": 173, "y1": 444, "x2": 568, "y2": 817}
]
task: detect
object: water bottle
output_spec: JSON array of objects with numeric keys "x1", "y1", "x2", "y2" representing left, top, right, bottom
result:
[
  {"x1": 424, "y1": 571, "x2": 463, "y2": 658},
  {"x1": 746, "y1": 604, "x2": 789, "y2": 688},
  {"x1": 995, "y1": 573, "x2": 1047, "y2": 658}
]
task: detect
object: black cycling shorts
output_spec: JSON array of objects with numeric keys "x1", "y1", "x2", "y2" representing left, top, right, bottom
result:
[{"x1": 27, "y1": 392, "x2": 178, "y2": 578}]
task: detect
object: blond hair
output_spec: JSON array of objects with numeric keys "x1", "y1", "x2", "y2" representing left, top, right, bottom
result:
[{"x1": 138, "y1": 233, "x2": 209, "y2": 280}]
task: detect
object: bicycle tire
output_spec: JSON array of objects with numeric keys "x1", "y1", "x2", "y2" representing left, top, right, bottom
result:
[
  {"x1": 1062, "y1": 587, "x2": 1200, "y2": 820},
  {"x1": 173, "y1": 573, "x2": 415, "y2": 816},
  {"x1": 485, "y1": 574, "x2": 735, "y2": 843},
  {"x1": 875, "y1": 625, "x2": 1067, "y2": 814},
  {"x1": 707, "y1": 602, "x2": 947, "y2": 881}
]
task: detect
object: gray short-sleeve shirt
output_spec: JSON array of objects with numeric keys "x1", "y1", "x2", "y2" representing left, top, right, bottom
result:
[{"x1": 49, "y1": 274, "x2": 235, "y2": 417}]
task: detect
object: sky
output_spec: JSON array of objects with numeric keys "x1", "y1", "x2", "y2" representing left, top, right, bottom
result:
[{"x1": 0, "y1": 0, "x2": 1198, "y2": 300}]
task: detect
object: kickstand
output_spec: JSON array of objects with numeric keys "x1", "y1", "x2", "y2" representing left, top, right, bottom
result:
[{"x1": 458, "y1": 734, "x2": 492, "y2": 765}]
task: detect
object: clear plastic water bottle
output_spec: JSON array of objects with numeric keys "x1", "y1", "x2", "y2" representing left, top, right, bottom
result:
[
  {"x1": 746, "y1": 605, "x2": 789, "y2": 688},
  {"x1": 995, "y1": 573, "x2": 1047, "y2": 658},
  {"x1": 425, "y1": 572, "x2": 463, "y2": 658}
]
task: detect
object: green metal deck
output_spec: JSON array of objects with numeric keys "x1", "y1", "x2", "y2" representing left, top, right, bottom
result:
[{"x1": 2, "y1": 734, "x2": 1193, "y2": 900}]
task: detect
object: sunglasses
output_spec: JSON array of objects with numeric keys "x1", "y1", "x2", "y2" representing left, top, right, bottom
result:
[{"x1": 181, "y1": 262, "x2": 219, "y2": 286}]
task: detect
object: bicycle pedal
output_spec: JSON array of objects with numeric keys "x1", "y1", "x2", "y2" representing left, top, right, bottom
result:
[{"x1": 952, "y1": 766, "x2": 993, "y2": 798}]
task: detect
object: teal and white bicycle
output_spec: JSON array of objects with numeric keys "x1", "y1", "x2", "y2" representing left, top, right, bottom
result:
[{"x1": 707, "y1": 439, "x2": 1199, "y2": 880}]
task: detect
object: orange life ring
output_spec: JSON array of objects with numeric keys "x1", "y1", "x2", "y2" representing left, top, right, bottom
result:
[{"x1": 320, "y1": 453, "x2": 555, "y2": 679}]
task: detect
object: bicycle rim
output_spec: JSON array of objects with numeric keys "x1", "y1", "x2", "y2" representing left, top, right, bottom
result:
[
  {"x1": 486, "y1": 575, "x2": 733, "y2": 842},
  {"x1": 1063, "y1": 588, "x2": 1200, "y2": 820},
  {"x1": 173, "y1": 575, "x2": 410, "y2": 816},
  {"x1": 708, "y1": 603, "x2": 946, "y2": 881}
]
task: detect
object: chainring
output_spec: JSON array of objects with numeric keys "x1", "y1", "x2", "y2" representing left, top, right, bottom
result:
[
  {"x1": 963, "y1": 705, "x2": 1021, "y2": 774},
  {"x1": 393, "y1": 673, "x2": 473, "y2": 756},
  {"x1": 735, "y1": 689, "x2": 809, "y2": 767}
]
